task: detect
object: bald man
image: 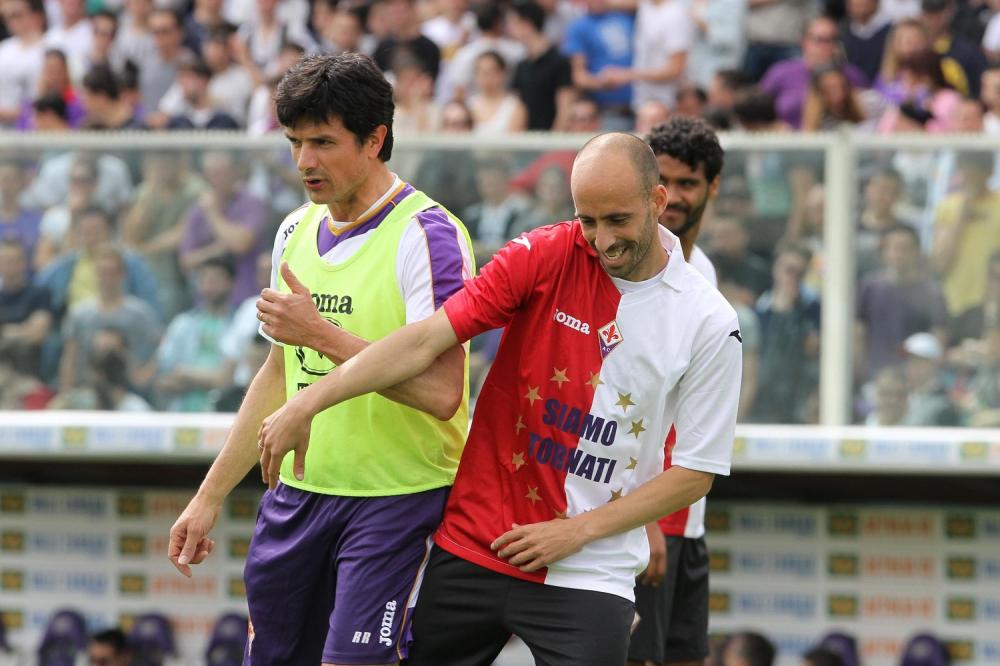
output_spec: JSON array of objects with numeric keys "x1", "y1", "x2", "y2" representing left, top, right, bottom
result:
[{"x1": 256, "y1": 132, "x2": 742, "y2": 666}]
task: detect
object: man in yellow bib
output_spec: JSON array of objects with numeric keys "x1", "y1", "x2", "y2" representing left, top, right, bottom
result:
[{"x1": 167, "y1": 53, "x2": 474, "y2": 666}]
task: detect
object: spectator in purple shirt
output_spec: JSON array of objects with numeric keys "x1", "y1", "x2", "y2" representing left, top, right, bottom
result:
[
  {"x1": 179, "y1": 150, "x2": 268, "y2": 305},
  {"x1": 760, "y1": 16, "x2": 869, "y2": 128},
  {"x1": 0, "y1": 158, "x2": 40, "y2": 259}
]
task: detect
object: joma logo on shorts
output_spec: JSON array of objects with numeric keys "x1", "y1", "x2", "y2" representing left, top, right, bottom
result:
[
  {"x1": 378, "y1": 600, "x2": 397, "y2": 647},
  {"x1": 553, "y1": 308, "x2": 590, "y2": 334}
]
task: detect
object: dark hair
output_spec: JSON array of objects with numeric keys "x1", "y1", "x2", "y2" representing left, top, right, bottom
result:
[
  {"x1": 177, "y1": 53, "x2": 212, "y2": 79},
  {"x1": 899, "y1": 49, "x2": 949, "y2": 90},
  {"x1": 74, "y1": 205, "x2": 113, "y2": 230},
  {"x1": 510, "y1": 0, "x2": 545, "y2": 32},
  {"x1": 677, "y1": 84, "x2": 707, "y2": 105},
  {"x1": 475, "y1": 50, "x2": 506, "y2": 73},
  {"x1": 120, "y1": 60, "x2": 140, "y2": 91},
  {"x1": 803, "y1": 647, "x2": 846, "y2": 666},
  {"x1": 702, "y1": 106, "x2": 733, "y2": 130},
  {"x1": 733, "y1": 87, "x2": 778, "y2": 126},
  {"x1": 201, "y1": 256, "x2": 236, "y2": 280},
  {"x1": 715, "y1": 69, "x2": 750, "y2": 91},
  {"x1": 82, "y1": 65, "x2": 120, "y2": 100},
  {"x1": 880, "y1": 222, "x2": 920, "y2": 246},
  {"x1": 43, "y1": 48, "x2": 67, "y2": 64},
  {"x1": 645, "y1": 116, "x2": 724, "y2": 182},
  {"x1": 33, "y1": 92, "x2": 67, "y2": 119},
  {"x1": 91, "y1": 9, "x2": 118, "y2": 29},
  {"x1": 150, "y1": 7, "x2": 183, "y2": 28},
  {"x1": 776, "y1": 240, "x2": 814, "y2": 266},
  {"x1": 90, "y1": 628, "x2": 130, "y2": 655},
  {"x1": 275, "y1": 53, "x2": 395, "y2": 162},
  {"x1": 726, "y1": 632, "x2": 776, "y2": 666},
  {"x1": 473, "y1": 0, "x2": 504, "y2": 32}
]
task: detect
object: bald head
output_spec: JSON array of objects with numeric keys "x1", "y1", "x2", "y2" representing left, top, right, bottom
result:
[{"x1": 573, "y1": 132, "x2": 660, "y2": 200}]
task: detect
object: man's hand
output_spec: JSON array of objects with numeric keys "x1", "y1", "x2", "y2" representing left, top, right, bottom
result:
[
  {"x1": 257, "y1": 396, "x2": 314, "y2": 489},
  {"x1": 257, "y1": 263, "x2": 327, "y2": 349},
  {"x1": 168, "y1": 496, "x2": 220, "y2": 577},
  {"x1": 491, "y1": 517, "x2": 587, "y2": 572},
  {"x1": 637, "y1": 522, "x2": 667, "y2": 586}
]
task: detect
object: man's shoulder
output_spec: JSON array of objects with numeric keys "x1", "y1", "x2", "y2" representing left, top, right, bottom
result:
[{"x1": 275, "y1": 202, "x2": 315, "y2": 243}]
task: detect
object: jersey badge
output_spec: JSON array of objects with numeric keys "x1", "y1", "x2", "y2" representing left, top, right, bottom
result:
[{"x1": 598, "y1": 320, "x2": 624, "y2": 358}]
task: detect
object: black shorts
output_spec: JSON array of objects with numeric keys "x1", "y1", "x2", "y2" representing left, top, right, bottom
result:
[
  {"x1": 404, "y1": 546, "x2": 635, "y2": 666},
  {"x1": 628, "y1": 535, "x2": 709, "y2": 663}
]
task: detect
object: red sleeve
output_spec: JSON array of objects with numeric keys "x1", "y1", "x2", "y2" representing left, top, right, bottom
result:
[{"x1": 444, "y1": 226, "x2": 556, "y2": 342}]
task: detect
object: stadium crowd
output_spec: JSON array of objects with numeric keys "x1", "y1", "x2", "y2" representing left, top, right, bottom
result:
[{"x1": 0, "y1": 0, "x2": 998, "y2": 427}]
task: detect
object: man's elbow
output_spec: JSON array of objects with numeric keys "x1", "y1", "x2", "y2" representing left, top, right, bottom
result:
[{"x1": 431, "y1": 384, "x2": 463, "y2": 421}]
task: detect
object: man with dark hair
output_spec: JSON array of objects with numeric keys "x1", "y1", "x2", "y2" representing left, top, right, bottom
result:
[
  {"x1": 372, "y1": 0, "x2": 442, "y2": 81},
  {"x1": 721, "y1": 631, "x2": 776, "y2": 666},
  {"x1": 508, "y1": 0, "x2": 574, "y2": 130},
  {"x1": 80, "y1": 65, "x2": 145, "y2": 129},
  {"x1": 630, "y1": 116, "x2": 723, "y2": 666},
  {"x1": 0, "y1": 0, "x2": 47, "y2": 126},
  {"x1": 168, "y1": 53, "x2": 474, "y2": 666},
  {"x1": 31, "y1": 91, "x2": 69, "y2": 130},
  {"x1": 88, "y1": 627, "x2": 132, "y2": 666},
  {"x1": 254, "y1": 131, "x2": 741, "y2": 665},
  {"x1": 138, "y1": 8, "x2": 193, "y2": 110}
]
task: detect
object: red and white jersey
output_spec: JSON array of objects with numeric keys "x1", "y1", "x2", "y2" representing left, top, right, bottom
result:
[
  {"x1": 438, "y1": 221, "x2": 741, "y2": 601},
  {"x1": 659, "y1": 244, "x2": 716, "y2": 539}
]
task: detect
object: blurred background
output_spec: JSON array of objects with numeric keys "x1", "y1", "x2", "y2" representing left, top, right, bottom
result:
[{"x1": 0, "y1": 0, "x2": 999, "y2": 664}]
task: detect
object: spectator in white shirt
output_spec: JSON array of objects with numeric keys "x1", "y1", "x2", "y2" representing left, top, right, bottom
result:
[
  {"x1": 43, "y1": 0, "x2": 90, "y2": 75},
  {"x1": 0, "y1": 0, "x2": 47, "y2": 127}
]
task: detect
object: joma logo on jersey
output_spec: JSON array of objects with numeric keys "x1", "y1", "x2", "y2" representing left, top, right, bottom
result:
[
  {"x1": 312, "y1": 292, "x2": 353, "y2": 315},
  {"x1": 553, "y1": 308, "x2": 590, "y2": 334},
  {"x1": 597, "y1": 320, "x2": 623, "y2": 357},
  {"x1": 378, "y1": 600, "x2": 397, "y2": 646}
]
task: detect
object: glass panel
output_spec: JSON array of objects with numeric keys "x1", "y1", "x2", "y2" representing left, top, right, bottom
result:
[{"x1": 853, "y1": 147, "x2": 1000, "y2": 427}]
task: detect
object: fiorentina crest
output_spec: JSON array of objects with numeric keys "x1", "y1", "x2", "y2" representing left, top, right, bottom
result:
[{"x1": 597, "y1": 320, "x2": 624, "y2": 358}]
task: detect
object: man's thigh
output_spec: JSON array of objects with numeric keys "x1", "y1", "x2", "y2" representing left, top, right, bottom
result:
[
  {"x1": 244, "y1": 484, "x2": 339, "y2": 665},
  {"x1": 404, "y1": 547, "x2": 512, "y2": 666},
  {"x1": 508, "y1": 576, "x2": 635, "y2": 666},
  {"x1": 628, "y1": 532, "x2": 683, "y2": 664},
  {"x1": 325, "y1": 487, "x2": 450, "y2": 666}
]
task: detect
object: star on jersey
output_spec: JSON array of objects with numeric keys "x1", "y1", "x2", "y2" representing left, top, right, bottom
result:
[
  {"x1": 525, "y1": 486, "x2": 541, "y2": 503},
  {"x1": 550, "y1": 368, "x2": 570, "y2": 388},
  {"x1": 554, "y1": 510, "x2": 567, "y2": 519},
  {"x1": 524, "y1": 386, "x2": 541, "y2": 406},
  {"x1": 609, "y1": 489, "x2": 623, "y2": 502},
  {"x1": 515, "y1": 416, "x2": 526, "y2": 435},
  {"x1": 586, "y1": 371, "x2": 603, "y2": 389},
  {"x1": 511, "y1": 451, "x2": 526, "y2": 471},
  {"x1": 615, "y1": 392, "x2": 636, "y2": 413},
  {"x1": 628, "y1": 419, "x2": 646, "y2": 438},
  {"x1": 626, "y1": 456, "x2": 638, "y2": 470}
]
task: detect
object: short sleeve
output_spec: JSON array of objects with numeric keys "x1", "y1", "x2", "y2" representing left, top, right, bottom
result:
[
  {"x1": 443, "y1": 230, "x2": 544, "y2": 342},
  {"x1": 670, "y1": 306, "x2": 742, "y2": 476},
  {"x1": 397, "y1": 209, "x2": 474, "y2": 325},
  {"x1": 562, "y1": 18, "x2": 587, "y2": 57}
]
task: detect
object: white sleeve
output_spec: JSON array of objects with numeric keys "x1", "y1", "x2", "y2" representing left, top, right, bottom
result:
[
  {"x1": 664, "y1": 5, "x2": 694, "y2": 53},
  {"x1": 670, "y1": 302, "x2": 742, "y2": 476},
  {"x1": 396, "y1": 214, "x2": 474, "y2": 325}
]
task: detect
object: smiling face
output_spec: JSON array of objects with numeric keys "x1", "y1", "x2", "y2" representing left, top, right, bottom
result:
[
  {"x1": 654, "y1": 153, "x2": 719, "y2": 239},
  {"x1": 573, "y1": 150, "x2": 668, "y2": 281}
]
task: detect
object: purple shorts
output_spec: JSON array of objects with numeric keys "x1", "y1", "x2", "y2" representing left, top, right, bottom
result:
[{"x1": 243, "y1": 483, "x2": 448, "y2": 665}]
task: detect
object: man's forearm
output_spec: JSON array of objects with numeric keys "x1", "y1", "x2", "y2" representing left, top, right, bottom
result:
[
  {"x1": 310, "y1": 323, "x2": 464, "y2": 420},
  {"x1": 296, "y1": 310, "x2": 459, "y2": 420},
  {"x1": 195, "y1": 350, "x2": 286, "y2": 504},
  {"x1": 575, "y1": 466, "x2": 714, "y2": 544}
]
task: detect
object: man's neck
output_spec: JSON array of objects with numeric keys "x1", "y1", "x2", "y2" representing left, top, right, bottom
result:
[
  {"x1": 328, "y1": 166, "x2": 396, "y2": 222},
  {"x1": 524, "y1": 32, "x2": 550, "y2": 58},
  {"x1": 1, "y1": 275, "x2": 25, "y2": 292},
  {"x1": 0, "y1": 198, "x2": 19, "y2": 219},
  {"x1": 99, "y1": 292, "x2": 125, "y2": 309}
]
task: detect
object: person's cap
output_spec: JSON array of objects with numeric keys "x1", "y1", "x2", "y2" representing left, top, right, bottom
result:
[
  {"x1": 921, "y1": 0, "x2": 950, "y2": 13},
  {"x1": 902, "y1": 332, "x2": 942, "y2": 360}
]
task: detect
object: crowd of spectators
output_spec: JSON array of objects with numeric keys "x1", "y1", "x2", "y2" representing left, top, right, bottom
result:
[{"x1": 0, "y1": 0, "x2": 997, "y2": 426}]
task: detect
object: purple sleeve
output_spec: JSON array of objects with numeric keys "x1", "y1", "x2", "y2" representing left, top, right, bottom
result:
[
  {"x1": 179, "y1": 204, "x2": 202, "y2": 254},
  {"x1": 235, "y1": 192, "x2": 269, "y2": 240},
  {"x1": 845, "y1": 63, "x2": 870, "y2": 89},
  {"x1": 415, "y1": 208, "x2": 466, "y2": 309}
]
